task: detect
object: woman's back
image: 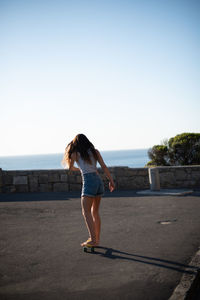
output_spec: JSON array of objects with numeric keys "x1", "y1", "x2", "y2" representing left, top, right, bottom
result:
[{"x1": 76, "y1": 150, "x2": 97, "y2": 175}]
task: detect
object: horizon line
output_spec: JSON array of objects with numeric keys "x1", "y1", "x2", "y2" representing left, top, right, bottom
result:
[{"x1": 0, "y1": 148, "x2": 150, "y2": 158}]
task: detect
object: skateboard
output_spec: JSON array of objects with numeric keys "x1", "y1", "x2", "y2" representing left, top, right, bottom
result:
[{"x1": 83, "y1": 245, "x2": 95, "y2": 253}]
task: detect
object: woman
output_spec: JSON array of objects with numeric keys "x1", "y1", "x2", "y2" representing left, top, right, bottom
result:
[{"x1": 62, "y1": 134, "x2": 115, "y2": 247}]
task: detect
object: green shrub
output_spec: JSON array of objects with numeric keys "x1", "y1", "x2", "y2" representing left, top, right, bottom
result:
[
  {"x1": 147, "y1": 133, "x2": 200, "y2": 166},
  {"x1": 147, "y1": 145, "x2": 169, "y2": 166}
]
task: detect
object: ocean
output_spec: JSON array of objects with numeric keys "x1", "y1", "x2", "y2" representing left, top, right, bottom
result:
[{"x1": 0, "y1": 149, "x2": 149, "y2": 170}]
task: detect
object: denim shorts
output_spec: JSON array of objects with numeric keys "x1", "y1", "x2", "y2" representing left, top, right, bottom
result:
[{"x1": 81, "y1": 172, "x2": 104, "y2": 197}]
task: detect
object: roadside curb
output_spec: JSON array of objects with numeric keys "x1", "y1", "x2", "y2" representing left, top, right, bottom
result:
[
  {"x1": 137, "y1": 189, "x2": 193, "y2": 196},
  {"x1": 168, "y1": 248, "x2": 200, "y2": 300}
]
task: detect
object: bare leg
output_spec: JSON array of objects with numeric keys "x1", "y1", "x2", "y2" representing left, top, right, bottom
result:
[
  {"x1": 81, "y1": 196, "x2": 96, "y2": 245},
  {"x1": 91, "y1": 196, "x2": 101, "y2": 245}
]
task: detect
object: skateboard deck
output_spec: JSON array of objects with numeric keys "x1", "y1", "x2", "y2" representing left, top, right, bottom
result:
[{"x1": 83, "y1": 245, "x2": 95, "y2": 253}]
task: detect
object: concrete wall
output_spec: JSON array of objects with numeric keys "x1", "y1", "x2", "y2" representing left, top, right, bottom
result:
[{"x1": 0, "y1": 166, "x2": 200, "y2": 193}]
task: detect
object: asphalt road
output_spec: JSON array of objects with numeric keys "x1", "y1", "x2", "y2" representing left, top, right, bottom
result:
[{"x1": 0, "y1": 190, "x2": 200, "y2": 300}]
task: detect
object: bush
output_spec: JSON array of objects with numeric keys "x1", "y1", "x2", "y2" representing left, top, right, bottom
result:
[
  {"x1": 147, "y1": 133, "x2": 200, "y2": 166},
  {"x1": 147, "y1": 145, "x2": 169, "y2": 166}
]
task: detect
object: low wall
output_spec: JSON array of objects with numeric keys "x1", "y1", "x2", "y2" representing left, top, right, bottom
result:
[
  {"x1": 158, "y1": 166, "x2": 200, "y2": 189},
  {"x1": 0, "y1": 166, "x2": 200, "y2": 193}
]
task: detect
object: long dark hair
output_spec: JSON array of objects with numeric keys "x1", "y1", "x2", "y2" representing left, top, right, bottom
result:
[{"x1": 62, "y1": 134, "x2": 98, "y2": 168}]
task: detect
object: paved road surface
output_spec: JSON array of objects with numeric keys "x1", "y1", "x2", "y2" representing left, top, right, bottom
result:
[{"x1": 0, "y1": 191, "x2": 200, "y2": 300}]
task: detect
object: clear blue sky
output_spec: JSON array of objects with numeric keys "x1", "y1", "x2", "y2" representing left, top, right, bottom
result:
[{"x1": 1, "y1": 0, "x2": 199, "y2": 156}]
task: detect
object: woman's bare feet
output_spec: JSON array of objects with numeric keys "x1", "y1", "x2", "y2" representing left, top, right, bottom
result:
[
  {"x1": 81, "y1": 238, "x2": 99, "y2": 247},
  {"x1": 81, "y1": 238, "x2": 91, "y2": 247}
]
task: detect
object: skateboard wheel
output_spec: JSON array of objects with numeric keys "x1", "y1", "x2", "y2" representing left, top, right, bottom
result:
[
  {"x1": 84, "y1": 247, "x2": 87, "y2": 252},
  {"x1": 91, "y1": 247, "x2": 94, "y2": 253}
]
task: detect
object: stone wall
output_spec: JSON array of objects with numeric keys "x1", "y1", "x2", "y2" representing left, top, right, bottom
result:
[
  {"x1": 0, "y1": 168, "x2": 3, "y2": 193},
  {"x1": 1, "y1": 169, "x2": 81, "y2": 194},
  {"x1": 0, "y1": 166, "x2": 199, "y2": 193},
  {"x1": 158, "y1": 166, "x2": 200, "y2": 189}
]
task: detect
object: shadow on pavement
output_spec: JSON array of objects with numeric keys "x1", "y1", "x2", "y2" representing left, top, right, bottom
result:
[
  {"x1": 0, "y1": 190, "x2": 140, "y2": 202},
  {"x1": 0, "y1": 190, "x2": 199, "y2": 202},
  {"x1": 0, "y1": 192, "x2": 75, "y2": 202},
  {"x1": 86, "y1": 247, "x2": 200, "y2": 275}
]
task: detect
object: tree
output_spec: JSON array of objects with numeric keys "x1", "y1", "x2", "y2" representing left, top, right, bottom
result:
[{"x1": 147, "y1": 133, "x2": 200, "y2": 166}]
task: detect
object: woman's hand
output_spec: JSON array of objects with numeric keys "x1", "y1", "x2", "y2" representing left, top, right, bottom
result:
[
  {"x1": 96, "y1": 149, "x2": 115, "y2": 193},
  {"x1": 109, "y1": 181, "x2": 115, "y2": 192}
]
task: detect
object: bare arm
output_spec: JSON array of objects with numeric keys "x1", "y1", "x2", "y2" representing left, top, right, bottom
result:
[
  {"x1": 68, "y1": 152, "x2": 80, "y2": 172},
  {"x1": 96, "y1": 149, "x2": 115, "y2": 192}
]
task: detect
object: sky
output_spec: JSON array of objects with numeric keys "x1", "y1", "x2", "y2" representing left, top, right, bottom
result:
[{"x1": 0, "y1": 0, "x2": 200, "y2": 156}]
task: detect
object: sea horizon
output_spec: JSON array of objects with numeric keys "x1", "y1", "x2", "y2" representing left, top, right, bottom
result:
[
  {"x1": 0, "y1": 147, "x2": 149, "y2": 157},
  {"x1": 0, "y1": 149, "x2": 150, "y2": 170}
]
